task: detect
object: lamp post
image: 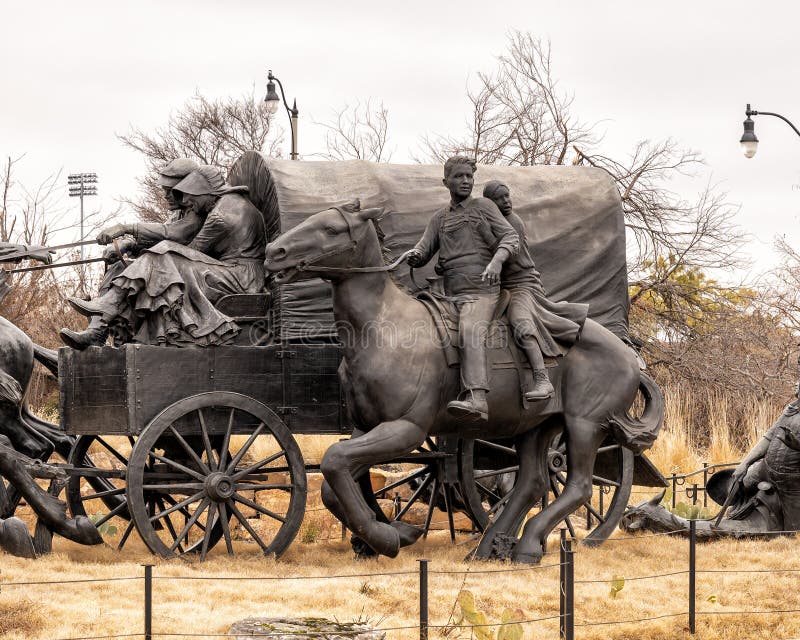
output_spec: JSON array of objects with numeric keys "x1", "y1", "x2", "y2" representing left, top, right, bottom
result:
[
  {"x1": 264, "y1": 70, "x2": 299, "y2": 160},
  {"x1": 67, "y1": 173, "x2": 98, "y2": 259},
  {"x1": 740, "y1": 103, "x2": 800, "y2": 158}
]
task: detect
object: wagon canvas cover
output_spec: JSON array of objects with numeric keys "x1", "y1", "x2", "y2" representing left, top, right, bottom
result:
[{"x1": 232, "y1": 156, "x2": 630, "y2": 342}]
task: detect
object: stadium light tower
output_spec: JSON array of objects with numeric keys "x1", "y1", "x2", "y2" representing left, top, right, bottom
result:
[{"x1": 67, "y1": 173, "x2": 98, "y2": 259}]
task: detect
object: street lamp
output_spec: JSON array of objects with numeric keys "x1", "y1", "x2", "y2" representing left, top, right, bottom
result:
[
  {"x1": 740, "y1": 103, "x2": 800, "y2": 158},
  {"x1": 67, "y1": 172, "x2": 98, "y2": 259},
  {"x1": 264, "y1": 69, "x2": 299, "y2": 160}
]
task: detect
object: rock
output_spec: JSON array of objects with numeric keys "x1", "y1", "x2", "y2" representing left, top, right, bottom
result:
[{"x1": 229, "y1": 617, "x2": 385, "y2": 640}]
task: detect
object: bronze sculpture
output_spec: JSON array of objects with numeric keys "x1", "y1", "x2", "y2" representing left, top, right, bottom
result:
[
  {"x1": 482, "y1": 180, "x2": 588, "y2": 401},
  {"x1": 407, "y1": 157, "x2": 520, "y2": 421},
  {"x1": 66, "y1": 165, "x2": 266, "y2": 347},
  {"x1": 60, "y1": 158, "x2": 203, "y2": 349},
  {"x1": 264, "y1": 197, "x2": 663, "y2": 563},
  {"x1": 622, "y1": 380, "x2": 800, "y2": 538}
]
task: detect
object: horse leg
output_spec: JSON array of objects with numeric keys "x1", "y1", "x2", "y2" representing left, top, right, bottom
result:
[
  {"x1": 474, "y1": 424, "x2": 558, "y2": 560},
  {"x1": 320, "y1": 419, "x2": 426, "y2": 558},
  {"x1": 512, "y1": 416, "x2": 606, "y2": 564}
]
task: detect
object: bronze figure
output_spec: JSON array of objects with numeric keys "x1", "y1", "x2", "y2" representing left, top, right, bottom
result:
[
  {"x1": 407, "y1": 157, "x2": 519, "y2": 421},
  {"x1": 66, "y1": 165, "x2": 266, "y2": 347},
  {"x1": 60, "y1": 158, "x2": 203, "y2": 349},
  {"x1": 264, "y1": 201, "x2": 662, "y2": 562},
  {"x1": 482, "y1": 180, "x2": 588, "y2": 401}
]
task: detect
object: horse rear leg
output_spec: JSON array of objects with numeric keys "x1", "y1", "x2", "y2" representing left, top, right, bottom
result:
[
  {"x1": 474, "y1": 423, "x2": 559, "y2": 560},
  {"x1": 320, "y1": 419, "x2": 426, "y2": 558},
  {"x1": 512, "y1": 415, "x2": 606, "y2": 564}
]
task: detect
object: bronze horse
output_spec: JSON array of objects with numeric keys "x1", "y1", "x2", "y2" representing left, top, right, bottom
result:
[{"x1": 264, "y1": 205, "x2": 663, "y2": 563}]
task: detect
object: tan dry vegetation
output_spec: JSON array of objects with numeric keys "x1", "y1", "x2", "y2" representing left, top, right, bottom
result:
[{"x1": 2, "y1": 530, "x2": 800, "y2": 640}]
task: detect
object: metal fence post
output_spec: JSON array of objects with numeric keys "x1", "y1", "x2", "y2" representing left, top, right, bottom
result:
[
  {"x1": 143, "y1": 564, "x2": 153, "y2": 640},
  {"x1": 671, "y1": 473, "x2": 677, "y2": 509},
  {"x1": 559, "y1": 528, "x2": 566, "y2": 639},
  {"x1": 691, "y1": 483, "x2": 698, "y2": 506},
  {"x1": 418, "y1": 558, "x2": 429, "y2": 640},
  {"x1": 689, "y1": 520, "x2": 696, "y2": 634},
  {"x1": 564, "y1": 539, "x2": 575, "y2": 640},
  {"x1": 702, "y1": 463, "x2": 709, "y2": 507}
]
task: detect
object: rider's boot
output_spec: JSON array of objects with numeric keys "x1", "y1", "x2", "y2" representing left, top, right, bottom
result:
[
  {"x1": 525, "y1": 369, "x2": 554, "y2": 401},
  {"x1": 67, "y1": 286, "x2": 125, "y2": 321},
  {"x1": 447, "y1": 389, "x2": 489, "y2": 421},
  {"x1": 59, "y1": 316, "x2": 109, "y2": 350},
  {"x1": 520, "y1": 340, "x2": 554, "y2": 401}
]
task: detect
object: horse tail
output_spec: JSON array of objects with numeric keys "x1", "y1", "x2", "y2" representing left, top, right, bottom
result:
[
  {"x1": 607, "y1": 371, "x2": 664, "y2": 454},
  {"x1": 32, "y1": 343, "x2": 58, "y2": 378},
  {"x1": 0, "y1": 369, "x2": 23, "y2": 406}
]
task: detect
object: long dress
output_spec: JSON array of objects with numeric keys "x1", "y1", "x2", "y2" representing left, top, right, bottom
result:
[
  {"x1": 502, "y1": 211, "x2": 589, "y2": 357},
  {"x1": 108, "y1": 191, "x2": 266, "y2": 346}
]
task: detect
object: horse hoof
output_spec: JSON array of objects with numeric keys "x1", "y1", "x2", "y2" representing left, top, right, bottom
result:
[
  {"x1": 358, "y1": 522, "x2": 401, "y2": 558},
  {"x1": 512, "y1": 551, "x2": 543, "y2": 565},
  {"x1": 74, "y1": 516, "x2": 104, "y2": 545},
  {"x1": 390, "y1": 521, "x2": 425, "y2": 547},
  {"x1": 351, "y1": 536, "x2": 378, "y2": 559},
  {"x1": 0, "y1": 517, "x2": 36, "y2": 558}
]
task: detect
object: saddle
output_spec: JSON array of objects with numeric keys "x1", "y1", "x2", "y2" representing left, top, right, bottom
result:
[{"x1": 416, "y1": 287, "x2": 556, "y2": 409}]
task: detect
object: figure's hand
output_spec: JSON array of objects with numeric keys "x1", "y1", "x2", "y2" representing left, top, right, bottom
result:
[
  {"x1": 731, "y1": 461, "x2": 749, "y2": 486},
  {"x1": 481, "y1": 259, "x2": 502, "y2": 285},
  {"x1": 102, "y1": 237, "x2": 136, "y2": 263},
  {"x1": 97, "y1": 223, "x2": 133, "y2": 245},
  {"x1": 406, "y1": 250, "x2": 425, "y2": 268},
  {"x1": 24, "y1": 245, "x2": 55, "y2": 265}
]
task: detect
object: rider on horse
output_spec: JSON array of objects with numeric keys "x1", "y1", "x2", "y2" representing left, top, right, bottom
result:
[
  {"x1": 482, "y1": 180, "x2": 589, "y2": 402},
  {"x1": 407, "y1": 156, "x2": 519, "y2": 422}
]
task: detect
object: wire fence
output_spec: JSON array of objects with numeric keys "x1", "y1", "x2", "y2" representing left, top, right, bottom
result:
[{"x1": 2, "y1": 522, "x2": 800, "y2": 640}]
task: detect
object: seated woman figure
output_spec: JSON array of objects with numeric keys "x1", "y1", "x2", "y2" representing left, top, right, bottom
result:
[
  {"x1": 483, "y1": 180, "x2": 589, "y2": 401},
  {"x1": 66, "y1": 165, "x2": 266, "y2": 348}
]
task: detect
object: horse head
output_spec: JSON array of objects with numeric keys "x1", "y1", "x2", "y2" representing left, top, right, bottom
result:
[{"x1": 264, "y1": 202, "x2": 385, "y2": 284}]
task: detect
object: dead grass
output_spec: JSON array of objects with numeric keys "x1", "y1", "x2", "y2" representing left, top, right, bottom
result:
[{"x1": 1, "y1": 529, "x2": 799, "y2": 640}]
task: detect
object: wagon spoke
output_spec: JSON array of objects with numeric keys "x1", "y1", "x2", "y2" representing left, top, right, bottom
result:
[
  {"x1": 147, "y1": 451, "x2": 206, "y2": 482},
  {"x1": 486, "y1": 491, "x2": 512, "y2": 517},
  {"x1": 141, "y1": 483, "x2": 205, "y2": 492},
  {"x1": 230, "y1": 450, "x2": 286, "y2": 481},
  {"x1": 218, "y1": 502, "x2": 234, "y2": 555},
  {"x1": 423, "y1": 437, "x2": 438, "y2": 452},
  {"x1": 374, "y1": 466, "x2": 429, "y2": 498},
  {"x1": 473, "y1": 466, "x2": 519, "y2": 480},
  {"x1": 167, "y1": 426, "x2": 210, "y2": 475},
  {"x1": 395, "y1": 472, "x2": 434, "y2": 520},
  {"x1": 149, "y1": 491, "x2": 204, "y2": 523},
  {"x1": 226, "y1": 423, "x2": 265, "y2": 474},
  {"x1": 117, "y1": 520, "x2": 135, "y2": 551},
  {"x1": 597, "y1": 444, "x2": 621, "y2": 454},
  {"x1": 218, "y1": 408, "x2": 236, "y2": 470},
  {"x1": 157, "y1": 497, "x2": 185, "y2": 554},
  {"x1": 585, "y1": 501, "x2": 605, "y2": 524},
  {"x1": 161, "y1": 494, "x2": 203, "y2": 524},
  {"x1": 592, "y1": 474, "x2": 620, "y2": 488},
  {"x1": 232, "y1": 493, "x2": 286, "y2": 523},
  {"x1": 96, "y1": 437, "x2": 130, "y2": 466},
  {"x1": 475, "y1": 440, "x2": 517, "y2": 456},
  {"x1": 169, "y1": 497, "x2": 211, "y2": 553},
  {"x1": 228, "y1": 501, "x2": 270, "y2": 554},
  {"x1": 197, "y1": 409, "x2": 218, "y2": 472},
  {"x1": 82, "y1": 487, "x2": 126, "y2": 501},
  {"x1": 93, "y1": 499, "x2": 128, "y2": 527},
  {"x1": 564, "y1": 515, "x2": 577, "y2": 539},
  {"x1": 200, "y1": 502, "x2": 217, "y2": 561},
  {"x1": 475, "y1": 481, "x2": 503, "y2": 505},
  {"x1": 235, "y1": 483, "x2": 294, "y2": 492}
]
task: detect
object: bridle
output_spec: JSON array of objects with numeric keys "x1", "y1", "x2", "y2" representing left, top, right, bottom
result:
[{"x1": 291, "y1": 206, "x2": 412, "y2": 275}]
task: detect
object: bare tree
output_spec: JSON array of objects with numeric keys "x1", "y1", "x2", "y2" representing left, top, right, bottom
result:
[
  {"x1": 312, "y1": 100, "x2": 393, "y2": 162},
  {"x1": 417, "y1": 32, "x2": 596, "y2": 165},
  {"x1": 119, "y1": 89, "x2": 282, "y2": 222}
]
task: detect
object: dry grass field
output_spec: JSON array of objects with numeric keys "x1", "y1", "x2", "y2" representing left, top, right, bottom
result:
[{"x1": 3, "y1": 386, "x2": 797, "y2": 640}]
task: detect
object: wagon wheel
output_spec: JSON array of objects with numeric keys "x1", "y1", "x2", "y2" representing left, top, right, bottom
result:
[
  {"x1": 67, "y1": 435, "x2": 134, "y2": 549},
  {"x1": 458, "y1": 435, "x2": 634, "y2": 545},
  {"x1": 127, "y1": 392, "x2": 306, "y2": 560},
  {"x1": 352, "y1": 437, "x2": 468, "y2": 555}
]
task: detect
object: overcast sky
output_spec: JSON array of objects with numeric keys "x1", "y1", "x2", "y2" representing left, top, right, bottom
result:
[{"x1": 1, "y1": 0, "x2": 798, "y2": 277}]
